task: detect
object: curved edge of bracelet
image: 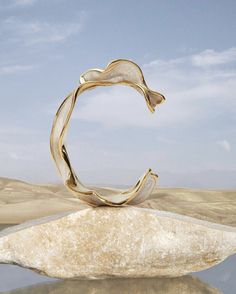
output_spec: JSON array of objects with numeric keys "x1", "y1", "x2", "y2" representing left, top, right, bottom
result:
[
  {"x1": 80, "y1": 59, "x2": 166, "y2": 113},
  {"x1": 50, "y1": 59, "x2": 165, "y2": 207},
  {"x1": 66, "y1": 168, "x2": 158, "y2": 207}
]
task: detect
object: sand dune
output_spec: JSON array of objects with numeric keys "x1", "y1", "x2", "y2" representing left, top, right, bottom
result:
[{"x1": 0, "y1": 177, "x2": 235, "y2": 225}]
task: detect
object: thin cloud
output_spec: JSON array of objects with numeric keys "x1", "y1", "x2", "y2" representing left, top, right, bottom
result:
[
  {"x1": 11, "y1": 0, "x2": 37, "y2": 6},
  {"x1": 217, "y1": 140, "x2": 231, "y2": 152},
  {"x1": 1, "y1": 11, "x2": 87, "y2": 46},
  {"x1": 9, "y1": 152, "x2": 32, "y2": 160},
  {"x1": 0, "y1": 0, "x2": 37, "y2": 9},
  {"x1": 0, "y1": 126, "x2": 35, "y2": 134},
  {"x1": 192, "y1": 48, "x2": 236, "y2": 67},
  {"x1": 0, "y1": 64, "x2": 35, "y2": 75}
]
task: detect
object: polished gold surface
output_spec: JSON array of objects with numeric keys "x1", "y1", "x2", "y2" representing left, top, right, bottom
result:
[{"x1": 50, "y1": 59, "x2": 165, "y2": 206}]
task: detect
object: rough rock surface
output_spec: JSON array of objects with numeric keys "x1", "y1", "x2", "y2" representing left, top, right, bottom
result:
[
  {"x1": 0, "y1": 207, "x2": 236, "y2": 279},
  {"x1": 2, "y1": 276, "x2": 221, "y2": 294}
]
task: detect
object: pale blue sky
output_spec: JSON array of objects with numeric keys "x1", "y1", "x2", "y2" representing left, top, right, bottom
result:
[{"x1": 0, "y1": 0, "x2": 236, "y2": 188}]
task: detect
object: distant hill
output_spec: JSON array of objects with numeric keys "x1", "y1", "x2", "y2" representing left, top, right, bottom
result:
[{"x1": 0, "y1": 177, "x2": 235, "y2": 226}]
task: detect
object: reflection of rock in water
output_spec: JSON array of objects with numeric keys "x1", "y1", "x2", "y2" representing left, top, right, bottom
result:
[{"x1": 4, "y1": 276, "x2": 221, "y2": 294}]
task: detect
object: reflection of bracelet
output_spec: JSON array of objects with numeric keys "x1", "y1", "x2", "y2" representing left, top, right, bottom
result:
[{"x1": 50, "y1": 59, "x2": 165, "y2": 207}]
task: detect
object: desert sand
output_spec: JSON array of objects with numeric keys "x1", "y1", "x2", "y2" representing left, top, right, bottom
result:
[{"x1": 0, "y1": 177, "x2": 235, "y2": 226}]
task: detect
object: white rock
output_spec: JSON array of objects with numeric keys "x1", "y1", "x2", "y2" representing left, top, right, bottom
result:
[{"x1": 0, "y1": 207, "x2": 236, "y2": 279}]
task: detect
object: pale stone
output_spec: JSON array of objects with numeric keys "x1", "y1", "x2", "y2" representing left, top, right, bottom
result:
[
  {"x1": 0, "y1": 207, "x2": 236, "y2": 279},
  {"x1": 3, "y1": 276, "x2": 221, "y2": 294}
]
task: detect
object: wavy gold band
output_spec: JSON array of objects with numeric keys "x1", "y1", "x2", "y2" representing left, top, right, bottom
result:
[{"x1": 50, "y1": 59, "x2": 165, "y2": 206}]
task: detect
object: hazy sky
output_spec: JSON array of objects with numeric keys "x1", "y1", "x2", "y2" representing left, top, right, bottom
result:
[{"x1": 0, "y1": 0, "x2": 235, "y2": 188}]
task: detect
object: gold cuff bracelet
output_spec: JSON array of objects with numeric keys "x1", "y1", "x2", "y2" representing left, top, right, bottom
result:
[{"x1": 50, "y1": 59, "x2": 165, "y2": 206}]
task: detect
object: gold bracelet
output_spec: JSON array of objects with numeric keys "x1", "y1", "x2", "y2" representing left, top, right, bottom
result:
[{"x1": 50, "y1": 59, "x2": 165, "y2": 206}]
